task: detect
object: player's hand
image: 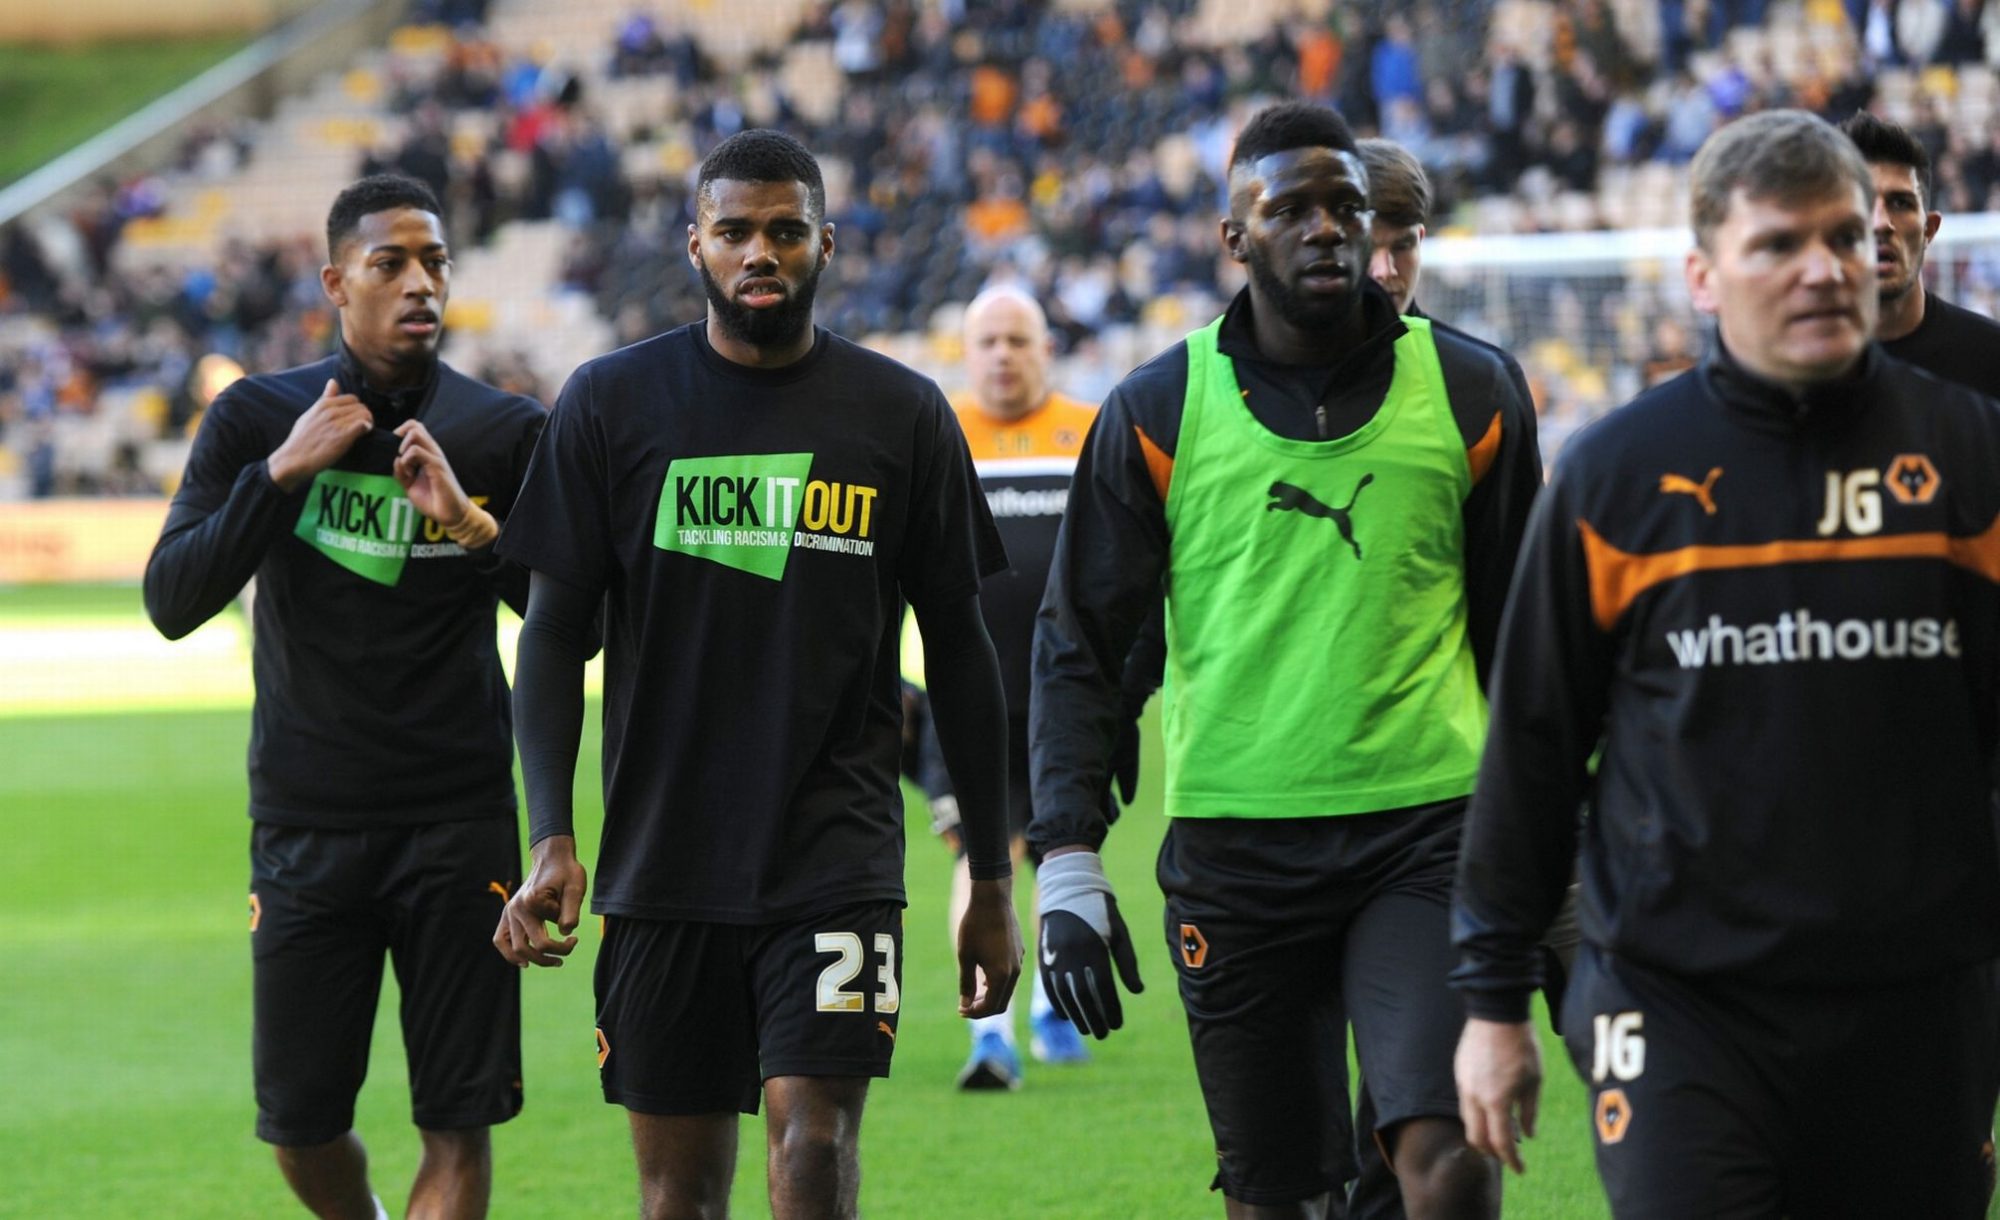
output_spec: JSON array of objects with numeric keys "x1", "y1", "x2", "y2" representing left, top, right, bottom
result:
[
  {"x1": 495, "y1": 834, "x2": 588, "y2": 968},
  {"x1": 392, "y1": 419, "x2": 491, "y2": 539},
  {"x1": 1455, "y1": 1016, "x2": 1543, "y2": 1174},
  {"x1": 956, "y1": 876, "x2": 1022, "y2": 1018},
  {"x1": 1036, "y1": 849, "x2": 1144, "y2": 1038},
  {"x1": 266, "y1": 379, "x2": 372, "y2": 492}
]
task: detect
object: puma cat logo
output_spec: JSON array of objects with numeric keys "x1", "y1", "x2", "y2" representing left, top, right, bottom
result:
[
  {"x1": 1659, "y1": 467, "x2": 1722, "y2": 515},
  {"x1": 1267, "y1": 475, "x2": 1374, "y2": 560}
]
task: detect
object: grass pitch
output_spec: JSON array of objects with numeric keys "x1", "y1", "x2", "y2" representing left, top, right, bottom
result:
[
  {"x1": 0, "y1": 37, "x2": 247, "y2": 188},
  {"x1": 1, "y1": 583, "x2": 1619, "y2": 1217}
]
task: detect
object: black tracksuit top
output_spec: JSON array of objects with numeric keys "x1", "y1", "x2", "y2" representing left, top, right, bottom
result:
[{"x1": 1453, "y1": 344, "x2": 2000, "y2": 1021}]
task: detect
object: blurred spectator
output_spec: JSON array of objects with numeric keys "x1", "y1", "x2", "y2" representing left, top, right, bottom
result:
[
  {"x1": 1856, "y1": 0, "x2": 1902, "y2": 67},
  {"x1": 1372, "y1": 15, "x2": 1424, "y2": 117},
  {"x1": 1485, "y1": 44, "x2": 1535, "y2": 187},
  {"x1": 1659, "y1": 73, "x2": 1721, "y2": 162},
  {"x1": 1936, "y1": 0, "x2": 1989, "y2": 65},
  {"x1": 476, "y1": 349, "x2": 546, "y2": 402},
  {"x1": 396, "y1": 105, "x2": 454, "y2": 200},
  {"x1": 1901, "y1": 0, "x2": 1950, "y2": 64},
  {"x1": 833, "y1": 0, "x2": 886, "y2": 79}
]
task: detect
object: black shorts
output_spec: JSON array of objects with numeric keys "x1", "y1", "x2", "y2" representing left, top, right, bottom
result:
[
  {"x1": 1561, "y1": 944, "x2": 2000, "y2": 1220},
  {"x1": 1157, "y1": 803, "x2": 1467, "y2": 1206},
  {"x1": 250, "y1": 819, "x2": 522, "y2": 1146},
  {"x1": 595, "y1": 901, "x2": 903, "y2": 1116}
]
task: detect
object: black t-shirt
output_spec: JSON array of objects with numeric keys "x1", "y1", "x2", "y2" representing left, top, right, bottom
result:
[
  {"x1": 143, "y1": 353, "x2": 546, "y2": 826},
  {"x1": 1882, "y1": 291, "x2": 2000, "y2": 398},
  {"x1": 497, "y1": 323, "x2": 1005, "y2": 923}
]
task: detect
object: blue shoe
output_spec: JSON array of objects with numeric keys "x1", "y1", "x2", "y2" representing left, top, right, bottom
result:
[
  {"x1": 955, "y1": 1030, "x2": 1022, "y2": 1091},
  {"x1": 1030, "y1": 1011, "x2": 1091, "y2": 1065}
]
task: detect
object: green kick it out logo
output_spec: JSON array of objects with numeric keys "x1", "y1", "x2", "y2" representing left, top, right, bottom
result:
[
  {"x1": 295, "y1": 470, "x2": 421, "y2": 585},
  {"x1": 654, "y1": 453, "x2": 880, "y2": 580}
]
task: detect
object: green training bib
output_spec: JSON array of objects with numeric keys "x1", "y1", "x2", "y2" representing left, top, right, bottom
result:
[{"x1": 1159, "y1": 315, "x2": 1488, "y2": 818}]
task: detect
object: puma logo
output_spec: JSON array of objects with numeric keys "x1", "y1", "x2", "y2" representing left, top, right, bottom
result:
[
  {"x1": 1659, "y1": 467, "x2": 1722, "y2": 515},
  {"x1": 876, "y1": 1021, "x2": 896, "y2": 1041},
  {"x1": 488, "y1": 881, "x2": 511, "y2": 900},
  {"x1": 1267, "y1": 475, "x2": 1374, "y2": 560}
]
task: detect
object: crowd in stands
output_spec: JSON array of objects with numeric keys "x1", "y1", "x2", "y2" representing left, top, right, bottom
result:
[{"x1": 12, "y1": 0, "x2": 2000, "y2": 497}]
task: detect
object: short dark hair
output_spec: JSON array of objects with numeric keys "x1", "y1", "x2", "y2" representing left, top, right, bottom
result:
[
  {"x1": 1690, "y1": 110, "x2": 1872, "y2": 250},
  {"x1": 1356, "y1": 139, "x2": 1432, "y2": 227},
  {"x1": 1839, "y1": 109, "x2": 1934, "y2": 211},
  {"x1": 696, "y1": 129, "x2": 827, "y2": 222},
  {"x1": 326, "y1": 174, "x2": 443, "y2": 261},
  {"x1": 1229, "y1": 102, "x2": 1359, "y2": 172}
]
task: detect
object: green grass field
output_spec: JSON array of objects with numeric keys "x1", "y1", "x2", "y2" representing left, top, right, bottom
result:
[
  {"x1": 0, "y1": 37, "x2": 248, "y2": 187},
  {"x1": 2, "y1": 582, "x2": 1619, "y2": 1217}
]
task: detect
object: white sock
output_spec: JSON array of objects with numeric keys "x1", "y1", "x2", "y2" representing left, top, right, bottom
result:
[
  {"x1": 372, "y1": 1197, "x2": 390, "y2": 1220},
  {"x1": 1029, "y1": 960, "x2": 1053, "y2": 1021},
  {"x1": 969, "y1": 1012, "x2": 1014, "y2": 1043}
]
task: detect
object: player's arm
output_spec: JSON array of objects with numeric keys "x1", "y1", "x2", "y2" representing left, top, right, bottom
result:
[
  {"x1": 494, "y1": 569, "x2": 597, "y2": 967},
  {"x1": 914, "y1": 593, "x2": 1021, "y2": 1018},
  {"x1": 488, "y1": 365, "x2": 609, "y2": 967},
  {"x1": 1028, "y1": 382, "x2": 1172, "y2": 1036},
  {"x1": 1446, "y1": 343, "x2": 1544, "y2": 688},
  {"x1": 1450, "y1": 472, "x2": 1609, "y2": 1172},
  {"x1": 144, "y1": 378, "x2": 371, "y2": 639},
  {"x1": 898, "y1": 382, "x2": 1022, "y2": 1016},
  {"x1": 1028, "y1": 384, "x2": 1170, "y2": 857}
]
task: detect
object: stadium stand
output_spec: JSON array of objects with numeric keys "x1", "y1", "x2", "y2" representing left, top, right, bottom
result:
[{"x1": 11, "y1": 0, "x2": 2000, "y2": 496}]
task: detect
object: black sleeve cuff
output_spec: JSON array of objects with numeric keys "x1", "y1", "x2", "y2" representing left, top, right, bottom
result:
[
  {"x1": 966, "y1": 859, "x2": 1014, "y2": 883},
  {"x1": 1459, "y1": 987, "x2": 1535, "y2": 1023},
  {"x1": 1024, "y1": 820, "x2": 1110, "y2": 859},
  {"x1": 527, "y1": 817, "x2": 575, "y2": 848}
]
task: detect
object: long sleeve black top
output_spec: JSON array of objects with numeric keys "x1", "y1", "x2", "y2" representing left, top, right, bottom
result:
[
  {"x1": 1453, "y1": 345, "x2": 2000, "y2": 1020},
  {"x1": 143, "y1": 349, "x2": 545, "y2": 825}
]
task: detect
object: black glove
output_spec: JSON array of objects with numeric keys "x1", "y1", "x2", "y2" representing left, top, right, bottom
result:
[{"x1": 1037, "y1": 851, "x2": 1145, "y2": 1038}]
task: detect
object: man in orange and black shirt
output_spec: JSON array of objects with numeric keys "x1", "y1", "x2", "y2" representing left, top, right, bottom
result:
[{"x1": 917, "y1": 286, "x2": 1131, "y2": 1089}]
